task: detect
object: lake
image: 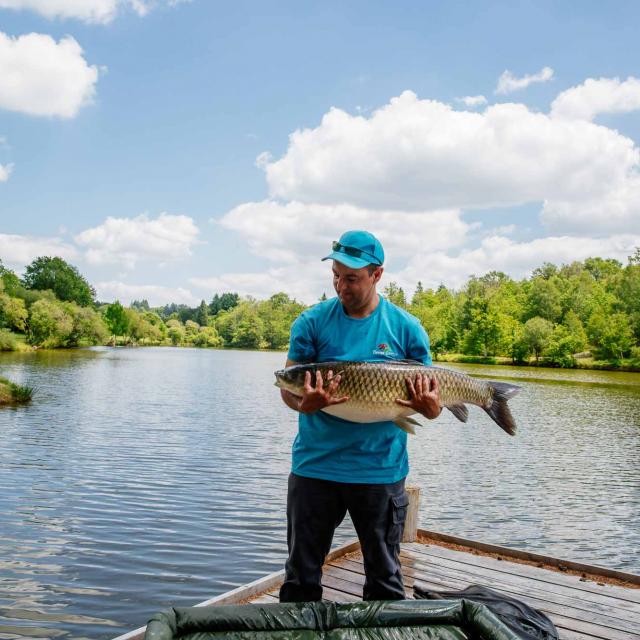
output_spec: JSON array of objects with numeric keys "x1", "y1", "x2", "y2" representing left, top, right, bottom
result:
[{"x1": 0, "y1": 347, "x2": 639, "y2": 639}]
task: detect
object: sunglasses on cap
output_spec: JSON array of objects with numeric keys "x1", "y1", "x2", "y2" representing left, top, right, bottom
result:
[{"x1": 332, "y1": 241, "x2": 382, "y2": 265}]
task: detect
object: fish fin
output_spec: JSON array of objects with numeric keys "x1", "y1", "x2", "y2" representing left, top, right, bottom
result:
[
  {"x1": 388, "y1": 359, "x2": 426, "y2": 366},
  {"x1": 392, "y1": 416, "x2": 419, "y2": 435},
  {"x1": 483, "y1": 381, "x2": 521, "y2": 436},
  {"x1": 447, "y1": 404, "x2": 469, "y2": 423}
]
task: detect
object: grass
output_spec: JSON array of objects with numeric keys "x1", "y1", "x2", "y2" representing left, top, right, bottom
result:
[{"x1": 0, "y1": 376, "x2": 34, "y2": 405}]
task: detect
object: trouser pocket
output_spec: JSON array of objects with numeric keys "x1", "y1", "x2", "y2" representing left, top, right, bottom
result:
[{"x1": 386, "y1": 492, "x2": 409, "y2": 544}]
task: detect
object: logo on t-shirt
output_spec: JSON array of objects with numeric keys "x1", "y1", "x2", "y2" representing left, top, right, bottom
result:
[{"x1": 372, "y1": 342, "x2": 397, "y2": 357}]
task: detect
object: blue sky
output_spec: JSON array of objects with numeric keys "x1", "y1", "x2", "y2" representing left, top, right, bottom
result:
[{"x1": 1, "y1": 1, "x2": 639, "y2": 305}]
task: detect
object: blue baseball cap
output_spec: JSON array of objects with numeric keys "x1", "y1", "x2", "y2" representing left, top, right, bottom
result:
[{"x1": 322, "y1": 230, "x2": 385, "y2": 269}]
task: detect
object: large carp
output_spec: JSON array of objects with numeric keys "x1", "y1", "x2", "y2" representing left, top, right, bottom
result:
[{"x1": 274, "y1": 360, "x2": 521, "y2": 436}]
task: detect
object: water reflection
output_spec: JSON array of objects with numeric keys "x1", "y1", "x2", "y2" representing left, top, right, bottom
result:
[{"x1": 0, "y1": 349, "x2": 638, "y2": 639}]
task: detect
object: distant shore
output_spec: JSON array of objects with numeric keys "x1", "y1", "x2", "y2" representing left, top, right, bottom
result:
[
  {"x1": 2, "y1": 340, "x2": 640, "y2": 373},
  {"x1": 435, "y1": 352, "x2": 640, "y2": 373}
]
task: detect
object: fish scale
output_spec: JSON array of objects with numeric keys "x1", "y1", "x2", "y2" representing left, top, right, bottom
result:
[{"x1": 274, "y1": 360, "x2": 521, "y2": 436}]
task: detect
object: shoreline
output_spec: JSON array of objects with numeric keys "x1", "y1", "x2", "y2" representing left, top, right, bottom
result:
[{"x1": 2, "y1": 342, "x2": 640, "y2": 373}]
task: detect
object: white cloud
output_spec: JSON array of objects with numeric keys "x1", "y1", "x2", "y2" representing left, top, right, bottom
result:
[
  {"x1": 218, "y1": 200, "x2": 469, "y2": 265},
  {"x1": 0, "y1": 162, "x2": 12, "y2": 181},
  {"x1": 457, "y1": 95, "x2": 487, "y2": 108},
  {"x1": 210, "y1": 200, "x2": 471, "y2": 303},
  {"x1": 188, "y1": 232, "x2": 640, "y2": 304},
  {"x1": 398, "y1": 234, "x2": 640, "y2": 293},
  {"x1": 95, "y1": 281, "x2": 198, "y2": 306},
  {"x1": 0, "y1": 32, "x2": 99, "y2": 118},
  {"x1": 495, "y1": 66, "x2": 554, "y2": 95},
  {"x1": 255, "y1": 151, "x2": 272, "y2": 169},
  {"x1": 0, "y1": 0, "x2": 118, "y2": 23},
  {"x1": 261, "y1": 90, "x2": 640, "y2": 232},
  {"x1": 191, "y1": 261, "x2": 342, "y2": 304},
  {"x1": 74, "y1": 213, "x2": 200, "y2": 268},
  {"x1": 210, "y1": 82, "x2": 640, "y2": 301},
  {"x1": 551, "y1": 76, "x2": 640, "y2": 121},
  {"x1": 0, "y1": 0, "x2": 189, "y2": 23},
  {"x1": 0, "y1": 233, "x2": 78, "y2": 270}
]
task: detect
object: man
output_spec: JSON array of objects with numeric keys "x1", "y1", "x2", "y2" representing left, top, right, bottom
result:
[{"x1": 279, "y1": 230, "x2": 441, "y2": 603}]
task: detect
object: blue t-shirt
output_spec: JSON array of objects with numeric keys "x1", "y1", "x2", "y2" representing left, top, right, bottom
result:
[{"x1": 287, "y1": 295, "x2": 432, "y2": 484}]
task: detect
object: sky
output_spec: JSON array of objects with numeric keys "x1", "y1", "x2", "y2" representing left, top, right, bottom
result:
[{"x1": 1, "y1": 0, "x2": 639, "y2": 306}]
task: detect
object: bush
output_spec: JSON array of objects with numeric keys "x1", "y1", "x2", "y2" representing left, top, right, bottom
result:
[
  {"x1": 0, "y1": 328, "x2": 18, "y2": 351},
  {"x1": 191, "y1": 326, "x2": 223, "y2": 348},
  {"x1": 28, "y1": 299, "x2": 74, "y2": 347}
]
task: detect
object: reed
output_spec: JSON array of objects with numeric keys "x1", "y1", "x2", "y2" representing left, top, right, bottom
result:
[{"x1": 0, "y1": 376, "x2": 34, "y2": 405}]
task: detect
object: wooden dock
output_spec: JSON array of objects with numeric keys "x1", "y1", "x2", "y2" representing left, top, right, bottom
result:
[{"x1": 116, "y1": 529, "x2": 640, "y2": 640}]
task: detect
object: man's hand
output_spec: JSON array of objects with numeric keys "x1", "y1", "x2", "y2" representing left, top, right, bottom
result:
[
  {"x1": 396, "y1": 374, "x2": 441, "y2": 420},
  {"x1": 298, "y1": 369, "x2": 349, "y2": 414}
]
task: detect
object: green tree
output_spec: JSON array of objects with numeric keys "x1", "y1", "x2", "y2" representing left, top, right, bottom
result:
[
  {"x1": 525, "y1": 277, "x2": 562, "y2": 322},
  {"x1": 195, "y1": 300, "x2": 209, "y2": 327},
  {"x1": 125, "y1": 308, "x2": 163, "y2": 344},
  {"x1": 531, "y1": 262, "x2": 558, "y2": 280},
  {"x1": 21, "y1": 257, "x2": 95, "y2": 306},
  {"x1": 615, "y1": 258, "x2": 640, "y2": 340},
  {"x1": 583, "y1": 257, "x2": 622, "y2": 282},
  {"x1": 523, "y1": 317, "x2": 553, "y2": 363},
  {"x1": 544, "y1": 324, "x2": 578, "y2": 367},
  {"x1": 192, "y1": 326, "x2": 223, "y2": 348},
  {"x1": 214, "y1": 301, "x2": 266, "y2": 349},
  {"x1": 383, "y1": 282, "x2": 406, "y2": 308},
  {"x1": 209, "y1": 292, "x2": 240, "y2": 316},
  {"x1": 0, "y1": 260, "x2": 20, "y2": 296},
  {"x1": 28, "y1": 299, "x2": 74, "y2": 347},
  {"x1": 498, "y1": 315, "x2": 528, "y2": 364},
  {"x1": 562, "y1": 310, "x2": 588, "y2": 353},
  {"x1": 166, "y1": 319, "x2": 185, "y2": 345},
  {"x1": 0, "y1": 293, "x2": 28, "y2": 332},
  {"x1": 65, "y1": 304, "x2": 109, "y2": 346},
  {"x1": 131, "y1": 299, "x2": 150, "y2": 311},
  {"x1": 588, "y1": 310, "x2": 634, "y2": 361},
  {"x1": 184, "y1": 319, "x2": 200, "y2": 340},
  {"x1": 104, "y1": 301, "x2": 129, "y2": 338},
  {"x1": 258, "y1": 293, "x2": 306, "y2": 350}
]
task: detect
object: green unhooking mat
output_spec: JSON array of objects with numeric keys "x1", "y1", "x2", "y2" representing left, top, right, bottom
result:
[{"x1": 143, "y1": 599, "x2": 523, "y2": 640}]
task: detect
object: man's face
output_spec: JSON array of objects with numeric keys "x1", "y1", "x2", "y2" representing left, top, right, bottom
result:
[{"x1": 332, "y1": 260, "x2": 382, "y2": 310}]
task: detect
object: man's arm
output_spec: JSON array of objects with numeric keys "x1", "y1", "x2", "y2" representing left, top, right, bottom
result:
[{"x1": 280, "y1": 359, "x2": 349, "y2": 414}]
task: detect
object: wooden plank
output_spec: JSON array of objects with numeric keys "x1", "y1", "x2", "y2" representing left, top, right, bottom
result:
[
  {"x1": 409, "y1": 542, "x2": 640, "y2": 604},
  {"x1": 190, "y1": 539, "x2": 361, "y2": 607},
  {"x1": 404, "y1": 551, "x2": 640, "y2": 628},
  {"x1": 323, "y1": 565, "x2": 416, "y2": 598},
  {"x1": 404, "y1": 566, "x2": 633, "y2": 640},
  {"x1": 320, "y1": 586, "x2": 360, "y2": 603},
  {"x1": 400, "y1": 554, "x2": 640, "y2": 640},
  {"x1": 249, "y1": 593, "x2": 279, "y2": 603},
  {"x1": 417, "y1": 530, "x2": 640, "y2": 587},
  {"x1": 329, "y1": 557, "x2": 636, "y2": 640},
  {"x1": 337, "y1": 553, "x2": 637, "y2": 617},
  {"x1": 196, "y1": 568, "x2": 284, "y2": 607},
  {"x1": 406, "y1": 543, "x2": 640, "y2": 610}
]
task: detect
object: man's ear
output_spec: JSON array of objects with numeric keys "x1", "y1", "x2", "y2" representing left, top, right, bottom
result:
[{"x1": 373, "y1": 267, "x2": 384, "y2": 284}]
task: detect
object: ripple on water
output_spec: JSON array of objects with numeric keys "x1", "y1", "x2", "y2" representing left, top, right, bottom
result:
[{"x1": 0, "y1": 348, "x2": 638, "y2": 639}]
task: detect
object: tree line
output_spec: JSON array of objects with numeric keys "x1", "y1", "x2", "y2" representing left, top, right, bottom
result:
[{"x1": 1, "y1": 251, "x2": 639, "y2": 369}]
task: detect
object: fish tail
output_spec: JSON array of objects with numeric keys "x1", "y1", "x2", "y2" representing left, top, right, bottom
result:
[{"x1": 483, "y1": 381, "x2": 521, "y2": 436}]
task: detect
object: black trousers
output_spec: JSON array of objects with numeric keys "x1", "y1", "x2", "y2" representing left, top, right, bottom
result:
[{"x1": 279, "y1": 473, "x2": 409, "y2": 602}]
